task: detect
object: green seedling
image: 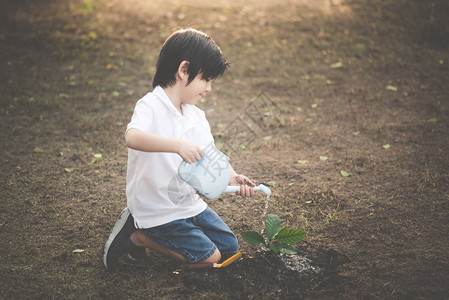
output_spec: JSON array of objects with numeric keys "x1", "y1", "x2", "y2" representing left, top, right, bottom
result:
[{"x1": 241, "y1": 214, "x2": 307, "y2": 255}]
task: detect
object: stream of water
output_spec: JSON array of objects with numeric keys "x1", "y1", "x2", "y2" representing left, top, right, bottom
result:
[{"x1": 260, "y1": 194, "x2": 271, "y2": 234}]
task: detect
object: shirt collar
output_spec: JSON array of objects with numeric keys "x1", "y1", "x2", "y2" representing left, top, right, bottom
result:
[{"x1": 153, "y1": 85, "x2": 184, "y2": 117}]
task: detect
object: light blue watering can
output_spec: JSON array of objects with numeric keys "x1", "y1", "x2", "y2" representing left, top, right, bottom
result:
[{"x1": 178, "y1": 145, "x2": 271, "y2": 199}]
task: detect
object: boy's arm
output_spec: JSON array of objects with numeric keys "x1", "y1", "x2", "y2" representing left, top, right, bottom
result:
[
  {"x1": 126, "y1": 128, "x2": 203, "y2": 164},
  {"x1": 229, "y1": 164, "x2": 256, "y2": 197}
]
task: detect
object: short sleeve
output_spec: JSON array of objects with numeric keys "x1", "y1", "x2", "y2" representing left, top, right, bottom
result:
[{"x1": 126, "y1": 98, "x2": 154, "y2": 135}]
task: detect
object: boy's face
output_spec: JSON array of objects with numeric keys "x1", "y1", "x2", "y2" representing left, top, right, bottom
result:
[{"x1": 180, "y1": 74, "x2": 212, "y2": 105}]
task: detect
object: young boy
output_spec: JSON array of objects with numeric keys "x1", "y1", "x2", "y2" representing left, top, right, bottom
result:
[{"x1": 103, "y1": 28, "x2": 255, "y2": 271}]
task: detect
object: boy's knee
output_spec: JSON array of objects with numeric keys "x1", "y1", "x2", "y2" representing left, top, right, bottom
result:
[
  {"x1": 217, "y1": 234, "x2": 238, "y2": 255},
  {"x1": 229, "y1": 235, "x2": 239, "y2": 254}
]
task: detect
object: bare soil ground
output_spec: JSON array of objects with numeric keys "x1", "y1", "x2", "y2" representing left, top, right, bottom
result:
[{"x1": 1, "y1": 0, "x2": 449, "y2": 298}]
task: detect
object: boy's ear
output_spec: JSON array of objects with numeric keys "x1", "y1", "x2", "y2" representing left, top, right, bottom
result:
[{"x1": 177, "y1": 61, "x2": 190, "y2": 81}]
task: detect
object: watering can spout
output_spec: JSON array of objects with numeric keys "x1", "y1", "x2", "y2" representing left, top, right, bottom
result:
[{"x1": 223, "y1": 184, "x2": 271, "y2": 195}]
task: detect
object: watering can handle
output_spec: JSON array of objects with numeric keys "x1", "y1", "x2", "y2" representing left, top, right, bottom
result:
[{"x1": 223, "y1": 184, "x2": 271, "y2": 195}]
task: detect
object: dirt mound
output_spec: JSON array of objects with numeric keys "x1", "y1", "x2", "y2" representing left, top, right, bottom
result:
[{"x1": 178, "y1": 249, "x2": 348, "y2": 298}]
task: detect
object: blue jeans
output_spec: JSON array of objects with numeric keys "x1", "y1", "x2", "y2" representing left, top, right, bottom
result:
[{"x1": 143, "y1": 207, "x2": 238, "y2": 263}]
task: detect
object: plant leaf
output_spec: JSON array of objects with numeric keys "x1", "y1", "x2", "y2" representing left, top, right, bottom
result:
[
  {"x1": 91, "y1": 153, "x2": 104, "y2": 164},
  {"x1": 269, "y1": 242, "x2": 297, "y2": 254},
  {"x1": 269, "y1": 241, "x2": 283, "y2": 254},
  {"x1": 273, "y1": 226, "x2": 307, "y2": 245},
  {"x1": 382, "y1": 144, "x2": 391, "y2": 149},
  {"x1": 280, "y1": 244, "x2": 297, "y2": 255},
  {"x1": 265, "y1": 214, "x2": 282, "y2": 240},
  {"x1": 83, "y1": 0, "x2": 94, "y2": 15},
  {"x1": 319, "y1": 156, "x2": 328, "y2": 161},
  {"x1": 72, "y1": 249, "x2": 85, "y2": 253},
  {"x1": 386, "y1": 85, "x2": 397, "y2": 92},
  {"x1": 330, "y1": 61, "x2": 343, "y2": 68},
  {"x1": 241, "y1": 231, "x2": 265, "y2": 246},
  {"x1": 340, "y1": 170, "x2": 352, "y2": 177},
  {"x1": 89, "y1": 31, "x2": 97, "y2": 40}
]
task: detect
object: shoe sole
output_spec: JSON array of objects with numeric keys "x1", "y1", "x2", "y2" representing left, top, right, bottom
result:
[{"x1": 103, "y1": 207, "x2": 131, "y2": 270}]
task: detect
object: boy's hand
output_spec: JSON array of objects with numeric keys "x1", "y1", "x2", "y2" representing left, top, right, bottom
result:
[
  {"x1": 229, "y1": 174, "x2": 255, "y2": 197},
  {"x1": 177, "y1": 141, "x2": 203, "y2": 164}
]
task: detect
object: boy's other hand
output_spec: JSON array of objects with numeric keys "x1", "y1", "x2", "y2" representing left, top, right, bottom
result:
[
  {"x1": 229, "y1": 174, "x2": 255, "y2": 197},
  {"x1": 177, "y1": 141, "x2": 203, "y2": 164}
]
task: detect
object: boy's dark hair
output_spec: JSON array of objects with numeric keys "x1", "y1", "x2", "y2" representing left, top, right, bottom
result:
[{"x1": 152, "y1": 28, "x2": 229, "y2": 88}]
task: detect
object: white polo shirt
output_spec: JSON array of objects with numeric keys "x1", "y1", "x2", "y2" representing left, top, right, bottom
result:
[{"x1": 126, "y1": 86, "x2": 213, "y2": 228}]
